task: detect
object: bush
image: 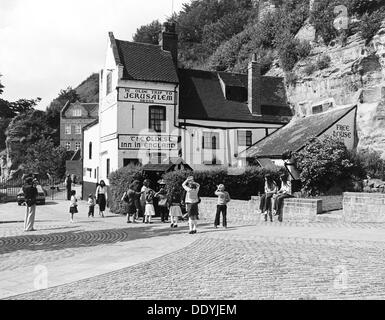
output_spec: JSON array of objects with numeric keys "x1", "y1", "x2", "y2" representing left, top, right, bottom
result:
[
  {"x1": 277, "y1": 37, "x2": 311, "y2": 72},
  {"x1": 358, "y1": 9, "x2": 385, "y2": 43},
  {"x1": 293, "y1": 135, "x2": 366, "y2": 196},
  {"x1": 355, "y1": 149, "x2": 385, "y2": 180},
  {"x1": 316, "y1": 54, "x2": 331, "y2": 70},
  {"x1": 163, "y1": 166, "x2": 284, "y2": 201},
  {"x1": 108, "y1": 165, "x2": 144, "y2": 214},
  {"x1": 285, "y1": 72, "x2": 298, "y2": 86},
  {"x1": 304, "y1": 63, "x2": 317, "y2": 75}
]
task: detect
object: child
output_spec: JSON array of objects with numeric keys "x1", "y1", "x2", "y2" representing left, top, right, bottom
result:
[
  {"x1": 169, "y1": 193, "x2": 183, "y2": 228},
  {"x1": 69, "y1": 190, "x2": 78, "y2": 223},
  {"x1": 144, "y1": 187, "x2": 156, "y2": 224},
  {"x1": 214, "y1": 184, "x2": 231, "y2": 228},
  {"x1": 87, "y1": 194, "x2": 95, "y2": 218}
]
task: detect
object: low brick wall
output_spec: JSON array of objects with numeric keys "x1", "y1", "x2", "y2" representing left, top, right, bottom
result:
[
  {"x1": 198, "y1": 196, "x2": 322, "y2": 224},
  {"x1": 280, "y1": 198, "x2": 322, "y2": 222},
  {"x1": 198, "y1": 198, "x2": 260, "y2": 224},
  {"x1": 343, "y1": 192, "x2": 385, "y2": 222}
]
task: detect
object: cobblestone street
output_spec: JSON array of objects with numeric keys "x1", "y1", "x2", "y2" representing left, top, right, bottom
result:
[{"x1": 1, "y1": 201, "x2": 385, "y2": 300}]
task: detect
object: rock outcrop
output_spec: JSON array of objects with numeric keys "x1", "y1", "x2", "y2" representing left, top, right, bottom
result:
[{"x1": 267, "y1": 21, "x2": 385, "y2": 158}]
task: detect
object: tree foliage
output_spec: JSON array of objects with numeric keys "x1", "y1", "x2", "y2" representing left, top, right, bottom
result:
[
  {"x1": 358, "y1": 8, "x2": 385, "y2": 43},
  {"x1": 293, "y1": 135, "x2": 365, "y2": 196},
  {"x1": 6, "y1": 110, "x2": 56, "y2": 170},
  {"x1": 133, "y1": 20, "x2": 162, "y2": 45},
  {"x1": 23, "y1": 137, "x2": 67, "y2": 179},
  {"x1": 355, "y1": 148, "x2": 385, "y2": 180}
]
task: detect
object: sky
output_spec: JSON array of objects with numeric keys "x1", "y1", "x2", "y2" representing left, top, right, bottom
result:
[{"x1": 0, "y1": 0, "x2": 187, "y2": 110}]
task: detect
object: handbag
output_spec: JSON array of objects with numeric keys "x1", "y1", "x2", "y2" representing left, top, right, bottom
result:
[{"x1": 158, "y1": 197, "x2": 168, "y2": 207}]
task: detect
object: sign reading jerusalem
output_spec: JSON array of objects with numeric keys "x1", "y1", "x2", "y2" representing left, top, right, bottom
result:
[
  {"x1": 119, "y1": 135, "x2": 179, "y2": 150},
  {"x1": 118, "y1": 88, "x2": 175, "y2": 105}
]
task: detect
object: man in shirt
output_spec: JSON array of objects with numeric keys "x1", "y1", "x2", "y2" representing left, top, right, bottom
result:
[{"x1": 22, "y1": 177, "x2": 38, "y2": 232}]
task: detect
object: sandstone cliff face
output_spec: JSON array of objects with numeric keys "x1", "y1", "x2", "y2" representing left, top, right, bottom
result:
[{"x1": 267, "y1": 21, "x2": 385, "y2": 158}]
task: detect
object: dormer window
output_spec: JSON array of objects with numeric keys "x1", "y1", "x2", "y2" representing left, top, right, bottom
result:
[{"x1": 72, "y1": 109, "x2": 81, "y2": 117}]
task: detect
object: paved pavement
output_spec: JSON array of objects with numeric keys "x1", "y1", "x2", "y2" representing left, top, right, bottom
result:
[{"x1": 1, "y1": 200, "x2": 385, "y2": 300}]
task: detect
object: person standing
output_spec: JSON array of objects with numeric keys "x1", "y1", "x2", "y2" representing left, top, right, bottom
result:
[
  {"x1": 273, "y1": 174, "x2": 294, "y2": 222},
  {"x1": 144, "y1": 187, "x2": 156, "y2": 224},
  {"x1": 169, "y1": 193, "x2": 182, "y2": 228},
  {"x1": 140, "y1": 179, "x2": 150, "y2": 223},
  {"x1": 69, "y1": 190, "x2": 78, "y2": 223},
  {"x1": 259, "y1": 174, "x2": 278, "y2": 222},
  {"x1": 121, "y1": 180, "x2": 143, "y2": 223},
  {"x1": 65, "y1": 174, "x2": 72, "y2": 201},
  {"x1": 95, "y1": 180, "x2": 108, "y2": 218},
  {"x1": 23, "y1": 177, "x2": 38, "y2": 232},
  {"x1": 87, "y1": 194, "x2": 96, "y2": 218},
  {"x1": 214, "y1": 184, "x2": 231, "y2": 228},
  {"x1": 182, "y1": 176, "x2": 200, "y2": 234},
  {"x1": 155, "y1": 181, "x2": 168, "y2": 223}
]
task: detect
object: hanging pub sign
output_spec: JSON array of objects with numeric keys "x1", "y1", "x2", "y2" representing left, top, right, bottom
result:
[
  {"x1": 118, "y1": 87, "x2": 175, "y2": 105},
  {"x1": 118, "y1": 134, "x2": 179, "y2": 150}
]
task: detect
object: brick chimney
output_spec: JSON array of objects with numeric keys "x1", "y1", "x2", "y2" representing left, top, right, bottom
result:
[
  {"x1": 159, "y1": 22, "x2": 178, "y2": 67},
  {"x1": 248, "y1": 53, "x2": 262, "y2": 116}
]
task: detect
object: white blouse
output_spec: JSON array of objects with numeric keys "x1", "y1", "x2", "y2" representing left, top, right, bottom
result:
[{"x1": 95, "y1": 186, "x2": 108, "y2": 199}]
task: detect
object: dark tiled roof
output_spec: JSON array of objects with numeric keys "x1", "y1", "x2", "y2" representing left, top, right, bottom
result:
[
  {"x1": 245, "y1": 105, "x2": 357, "y2": 158},
  {"x1": 61, "y1": 101, "x2": 98, "y2": 117},
  {"x1": 82, "y1": 119, "x2": 99, "y2": 131},
  {"x1": 82, "y1": 103, "x2": 98, "y2": 115},
  {"x1": 178, "y1": 68, "x2": 292, "y2": 123},
  {"x1": 114, "y1": 39, "x2": 179, "y2": 84}
]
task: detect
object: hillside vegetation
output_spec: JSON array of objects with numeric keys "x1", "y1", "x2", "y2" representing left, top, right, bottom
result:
[{"x1": 134, "y1": 0, "x2": 385, "y2": 75}]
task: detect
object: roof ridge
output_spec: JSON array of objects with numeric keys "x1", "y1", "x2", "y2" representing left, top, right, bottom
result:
[{"x1": 115, "y1": 38, "x2": 162, "y2": 49}]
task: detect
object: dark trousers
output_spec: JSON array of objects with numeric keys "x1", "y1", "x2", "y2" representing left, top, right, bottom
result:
[
  {"x1": 88, "y1": 205, "x2": 94, "y2": 217},
  {"x1": 159, "y1": 206, "x2": 169, "y2": 222},
  {"x1": 214, "y1": 205, "x2": 227, "y2": 227},
  {"x1": 66, "y1": 188, "x2": 71, "y2": 201},
  {"x1": 274, "y1": 194, "x2": 294, "y2": 222},
  {"x1": 259, "y1": 193, "x2": 274, "y2": 212}
]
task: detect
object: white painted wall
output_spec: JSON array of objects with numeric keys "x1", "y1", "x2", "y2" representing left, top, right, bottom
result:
[
  {"x1": 321, "y1": 107, "x2": 356, "y2": 150},
  {"x1": 83, "y1": 123, "x2": 100, "y2": 184}
]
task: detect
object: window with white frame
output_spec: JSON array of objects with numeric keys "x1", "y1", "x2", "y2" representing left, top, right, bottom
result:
[
  {"x1": 202, "y1": 132, "x2": 219, "y2": 149},
  {"x1": 237, "y1": 130, "x2": 252, "y2": 147},
  {"x1": 65, "y1": 142, "x2": 71, "y2": 151},
  {"x1": 75, "y1": 142, "x2": 81, "y2": 151},
  {"x1": 149, "y1": 106, "x2": 166, "y2": 132},
  {"x1": 65, "y1": 125, "x2": 71, "y2": 135},
  {"x1": 72, "y1": 109, "x2": 82, "y2": 117},
  {"x1": 75, "y1": 124, "x2": 82, "y2": 135}
]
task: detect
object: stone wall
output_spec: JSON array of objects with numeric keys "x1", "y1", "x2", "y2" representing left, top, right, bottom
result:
[
  {"x1": 343, "y1": 192, "x2": 385, "y2": 222},
  {"x1": 198, "y1": 197, "x2": 322, "y2": 224}
]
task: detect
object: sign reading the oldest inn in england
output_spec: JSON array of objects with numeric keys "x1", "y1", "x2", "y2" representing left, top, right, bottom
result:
[
  {"x1": 118, "y1": 135, "x2": 179, "y2": 150},
  {"x1": 118, "y1": 88, "x2": 175, "y2": 105}
]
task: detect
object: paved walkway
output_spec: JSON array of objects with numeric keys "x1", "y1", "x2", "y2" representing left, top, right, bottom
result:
[{"x1": 1, "y1": 200, "x2": 385, "y2": 300}]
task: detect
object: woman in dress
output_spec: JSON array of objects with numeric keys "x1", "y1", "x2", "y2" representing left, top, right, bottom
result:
[{"x1": 95, "y1": 180, "x2": 108, "y2": 218}]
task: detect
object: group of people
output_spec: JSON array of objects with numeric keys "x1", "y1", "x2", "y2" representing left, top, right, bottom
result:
[
  {"x1": 120, "y1": 176, "x2": 231, "y2": 234},
  {"x1": 259, "y1": 174, "x2": 294, "y2": 222},
  {"x1": 21, "y1": 172, "x2": 292, "y2": 233},
  {"x1": 70, "y1": 180, "x2": 109, "y2": 222}
]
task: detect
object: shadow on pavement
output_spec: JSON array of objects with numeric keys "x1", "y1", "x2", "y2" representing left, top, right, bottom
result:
[{"x1": 0, "y1": 222, "x2": 237, "y2": 255}]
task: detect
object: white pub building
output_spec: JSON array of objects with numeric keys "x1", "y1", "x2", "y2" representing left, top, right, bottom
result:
[{"x1": 82, "y1": 22, "x2": 293, "y2": 196}]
